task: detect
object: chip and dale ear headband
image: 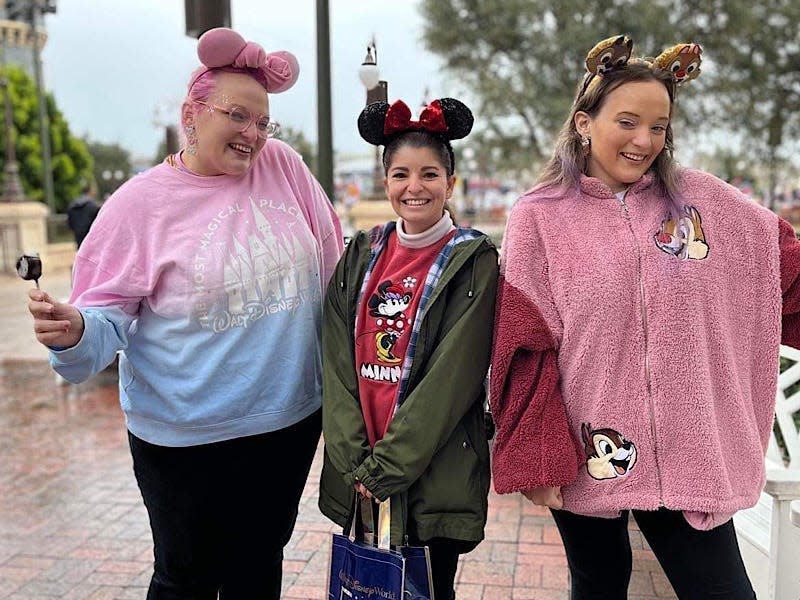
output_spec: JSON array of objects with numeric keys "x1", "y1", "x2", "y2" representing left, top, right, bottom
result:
[
  {"x1": 580, "y1": 35, "x2": 702, "y2": 97},
  {"x1": 188, "y1": 27, "x2": 299, "y2": 94}
]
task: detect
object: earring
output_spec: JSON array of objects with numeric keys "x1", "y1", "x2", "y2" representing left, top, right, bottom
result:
[
  {"x1": 581, "y1": 135, "x2": 591, "y2": 156},
  {"x1": 185, "y1": 125, "x2": 197, "y2": 155}
]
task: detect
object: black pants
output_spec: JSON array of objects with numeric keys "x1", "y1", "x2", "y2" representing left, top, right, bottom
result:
[
  {"x1": 407, "y1": 536, "x2": 477, "y2": 600},
  {"x1": 129, "y1": 409, "x2": 321, "y2": 600},
  {"x1": 551, "y1": 508, "x2": 756, "y2": 600}
]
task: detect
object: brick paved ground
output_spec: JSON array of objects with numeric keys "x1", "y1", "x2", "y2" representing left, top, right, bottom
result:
[{"x1": 0, "y1": 272, "x2": 677, "y2": 599}]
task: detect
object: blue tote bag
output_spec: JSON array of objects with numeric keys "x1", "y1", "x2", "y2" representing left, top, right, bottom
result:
[{"x1": 327, "y1": 497, "x2": 434, "y2": 600}]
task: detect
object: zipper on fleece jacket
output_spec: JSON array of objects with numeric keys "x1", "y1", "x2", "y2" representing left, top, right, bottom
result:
[{"x1": 617, "y1": 194, "x2": 664, "y2": 505}]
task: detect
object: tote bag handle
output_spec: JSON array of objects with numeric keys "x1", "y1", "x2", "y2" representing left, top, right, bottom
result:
[{"x1": 347, "y1": 494, "x2": 392, "y2": 551}]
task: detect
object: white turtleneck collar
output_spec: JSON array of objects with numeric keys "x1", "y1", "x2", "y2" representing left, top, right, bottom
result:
[{"x1": 396, "y1": 213, "x2": 456, "y2": 249}]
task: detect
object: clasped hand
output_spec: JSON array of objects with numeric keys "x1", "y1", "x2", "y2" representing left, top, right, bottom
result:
[{"x1": 521, "y1": 486, "x2": 563, "y2": 509}]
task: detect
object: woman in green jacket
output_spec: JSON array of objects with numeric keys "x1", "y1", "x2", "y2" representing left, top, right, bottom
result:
[{"x1": 319, "y1": 97, "x2": 498, "y2": 599}]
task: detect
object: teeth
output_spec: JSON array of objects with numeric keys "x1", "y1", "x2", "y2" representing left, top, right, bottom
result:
[
  {"x1": 230, "y1": 143, "x2": 251, "y2": 153},
  {"x1": 621, "y1": 152, "x2": 646, "y2": 161},
  {"x1": 403, "y1": 199, "x2": 429, "y2": 206}
]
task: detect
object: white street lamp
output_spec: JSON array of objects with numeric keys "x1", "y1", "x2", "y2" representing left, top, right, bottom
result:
[
  {"x1": 359, "y1": 38, "x2": 388, "y2": 200},
  {"x1": 358, "y1": 45, "x2": 380, "y2": 90}
]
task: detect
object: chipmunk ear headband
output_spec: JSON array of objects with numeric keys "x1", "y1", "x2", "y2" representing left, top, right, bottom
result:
[
  {"x1": 580, "y1": 35, "x2": 702, "y2": 97},
  {"x1": 358, "y1": 98, "x2": 474, "y2": 147},
  {"x1": 188, "y1": 27, "x2": 299, "y2": 94}
]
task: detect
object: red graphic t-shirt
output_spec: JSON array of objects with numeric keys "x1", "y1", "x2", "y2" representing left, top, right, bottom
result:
[{"x1": 355, "y1": 230, "x2": 454, "y2": 446}]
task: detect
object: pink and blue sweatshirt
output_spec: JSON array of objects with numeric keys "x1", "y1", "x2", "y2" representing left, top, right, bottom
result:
[
  {"x1": 490, "y1": 169, "x2": 800, "y2": 529},
  {"x1": 50, "y1": 140, "x2": 343, "y2": 447}
]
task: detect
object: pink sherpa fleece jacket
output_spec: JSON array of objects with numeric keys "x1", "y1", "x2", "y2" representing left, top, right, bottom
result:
[{"x1": 490, "y1": 169, "x2": 800, "y2": 530}]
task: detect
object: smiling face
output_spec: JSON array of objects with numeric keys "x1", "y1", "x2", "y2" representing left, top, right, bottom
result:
[
  {"x1": 575, "y1": 79, "x2": 671, "y2": 193},
  {"x1": 183, "y1": 71, "x2": 269, "y2": 176},
  {"x1": 384, "y1": 145, "x2": 456, "y2": 235},
  {"x1": 582, "y1": 424, "x2": 638, "y2": 481}
]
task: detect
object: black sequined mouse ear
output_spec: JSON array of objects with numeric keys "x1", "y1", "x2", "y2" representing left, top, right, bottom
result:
[
  {"x1": 438, "y1": 98, "x2": 473, "y2": 141},
  {"x1": 358, "y1": 101, "x2": 390, "y2": 146}
]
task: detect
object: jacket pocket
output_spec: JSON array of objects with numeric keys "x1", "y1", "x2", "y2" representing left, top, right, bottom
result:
[{"x1": 411, "y1": 407, "x2": 490, "y2": 517}]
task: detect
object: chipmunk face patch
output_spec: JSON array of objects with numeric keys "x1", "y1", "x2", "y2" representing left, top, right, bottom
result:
[
  {"x1": 653, "y1": 43, "x2": 702, "y2": 84},
  {"x1": 582, "y1": 423, "x2": 638, "y2": 480},
  {"x1": 585, "y1": 35, "x2": 633, "y2": 76},
  {"x1": 654, "y1": 206, "x2": 709, "y2": 260}
]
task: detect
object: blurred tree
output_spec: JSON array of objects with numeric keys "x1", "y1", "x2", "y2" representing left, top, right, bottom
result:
[
  {"x1": 419, "y1": 0, "x2": 798, "y2": 200},
  {"x1": 85, "y1": 139, "x2": 133, "y2": 199},
  {"x1": 680, "y1": 0, "x2": 800, "y2": 208},
  {"x1": 695, "y1": 146, "x2": 758, "y2": 186},
  {"x1": 279, "y1": 126, "x2": 317, "y2": 175},
  {"x1": 419, "y1": 0, "x2": 688, "y2": 171},
  {"x1": 0, "y1": 65, "x2": 93, "y2": 212}
]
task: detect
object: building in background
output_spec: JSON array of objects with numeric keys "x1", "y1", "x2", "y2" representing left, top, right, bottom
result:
[{"x1": 0, "y1": 1, "x2": 47, "y2": 77}]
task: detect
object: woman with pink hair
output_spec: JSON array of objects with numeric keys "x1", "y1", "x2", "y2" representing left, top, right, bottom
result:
[{"x1": 26, "y1": 28, "x2": 342, "y2": 598}]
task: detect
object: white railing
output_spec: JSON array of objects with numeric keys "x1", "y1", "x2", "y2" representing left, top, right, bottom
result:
[{"x1": 735, "y1": 344, "x2": 800, "y2": 600}]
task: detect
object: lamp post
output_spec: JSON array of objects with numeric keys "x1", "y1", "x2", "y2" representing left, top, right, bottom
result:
[
  {"x1": 316, "y1": 0, "x2": 334, "y2": 202},
  {"x1": 358, "y1": 38, "x2": 387, "y2": 201},
  {"x1": 0, "y1": 39, "x2": 25, "y2": 202},
  {"x1": 5, "y1": 1, "x2": 56, "y2": 209},
  {"x1": 420, "y1": 87, "x2": 429, "y2": 111},
  {"x1": 153, "y1": 98, "x2": 180, "y2": 158},
  {"x1": 462, "y1": 147, "x2": 476, "y2": 216},
  {"x1": 28, "y1": 1, "x2": 55, "y2": 213}
]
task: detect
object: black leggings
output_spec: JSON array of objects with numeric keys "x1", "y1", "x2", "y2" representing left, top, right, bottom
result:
[
  {"x1": 550, "y1": 508, "x2": 756, "y2": 600},
  {"x1": 129, "y1": 409, "x2": 321, "y2": 600},
  {"x1": 405, "y1": 537, "x2": 477, "y2": 600}
]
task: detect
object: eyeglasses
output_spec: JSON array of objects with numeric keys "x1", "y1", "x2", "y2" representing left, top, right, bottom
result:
[{"x1": 197, "y1": 101, "x2": 280, "y2": 139}]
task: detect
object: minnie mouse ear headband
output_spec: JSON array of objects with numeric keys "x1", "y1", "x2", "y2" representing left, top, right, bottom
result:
[
  {"x1": 580, "y1": 35, "x2": 702, "y2": 97},
  {"x1": 187, "y1": 28, "x2": 300, "y2": 94},
  {"x1": 358, "y1": 98, "x2": 473, "y2": 146}
]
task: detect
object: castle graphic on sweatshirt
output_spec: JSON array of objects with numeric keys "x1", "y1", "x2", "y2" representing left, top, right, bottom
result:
[{"x1": 191, "y1": 197, "x2": 315, "y2": 333}]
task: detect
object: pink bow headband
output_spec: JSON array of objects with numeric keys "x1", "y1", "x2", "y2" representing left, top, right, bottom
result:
[{"x1": 187, "y1": 28, "x2": 299, "y2": 94}]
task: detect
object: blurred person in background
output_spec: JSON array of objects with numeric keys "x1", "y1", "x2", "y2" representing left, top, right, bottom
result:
[{"x1": 66, "y1": 180, "x2": 101, "y2": 248}]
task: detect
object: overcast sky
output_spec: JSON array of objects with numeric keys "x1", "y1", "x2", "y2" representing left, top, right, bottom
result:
[{"x1": 41, "y1": 0, "x2": 446, "y2": 161}]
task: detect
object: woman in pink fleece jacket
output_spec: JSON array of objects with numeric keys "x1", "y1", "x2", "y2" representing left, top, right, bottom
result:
[{"x1": 491, "y1": 35, "x2": 800, "y2": 599}]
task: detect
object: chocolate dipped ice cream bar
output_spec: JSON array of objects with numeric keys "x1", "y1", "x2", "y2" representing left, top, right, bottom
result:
[{"x1": 16, "y1": 254, "x2": 42, "y2": 288}]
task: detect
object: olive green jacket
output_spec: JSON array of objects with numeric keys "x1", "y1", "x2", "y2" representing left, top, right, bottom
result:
[{"x1": 318, "y1": 224, "x2": 498, "y2": 545}]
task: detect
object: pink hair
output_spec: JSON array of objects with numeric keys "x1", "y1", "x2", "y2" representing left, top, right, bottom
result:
[
  {"x1": 179, "y1": 68, "x2": 215, "y2": 147},
  {"x1": 179, "y1": 67, "x2": 266, "y2": 145},
  {"x1": 186, "y1": 67, "x2": 217, "y2": 104}
]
